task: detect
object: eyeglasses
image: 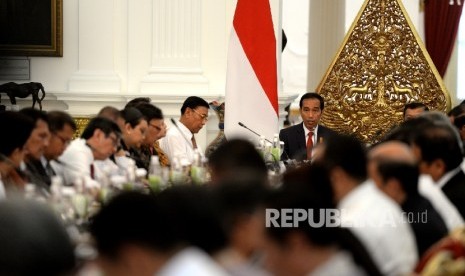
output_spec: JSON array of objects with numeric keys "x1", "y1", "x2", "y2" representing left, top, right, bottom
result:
[
  {"x1": 149, "y1": 123, "x2": 162, "y2": 131},
  {"x1": 53, "y1": 133, "x2": 72, "y2": 146},
  {"x1": 192, "y1": 109, "x2": 208, "y2": 122},
  {"x1": 107, "y1": 134, "x2": 120, "y2": 147}
]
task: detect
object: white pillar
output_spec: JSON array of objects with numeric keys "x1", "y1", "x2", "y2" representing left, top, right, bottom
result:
[
  {"x1": 68, "y1": 0, "x2": 122, "y2": 94},
  {"x1": 140, "y1": 0, "x2": 208, "y2": 95}
]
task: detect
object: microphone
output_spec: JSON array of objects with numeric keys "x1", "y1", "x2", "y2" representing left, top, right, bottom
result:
[
  {"x1": 170, "y1": 118, "x2": 195, "y2": 151},
  {"x1": 238, "y1": 122, "x2": 293, "y2": 161},
  {"x1": 238, "y1": 122, "x2": 273, "y2": 144}
]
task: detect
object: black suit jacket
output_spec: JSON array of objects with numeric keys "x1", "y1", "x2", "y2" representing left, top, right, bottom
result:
[
  {"x1": 442, "y1": 169, "x2": 465, "y2": 219},
  {"x1": 401, "y1": 195, "x2": 448, "y2": 256},
  {"x1": 24, "y1": 159, "x2": 52, "y2": 196},
  {"x1": 279, "y1": 122, "x2": 337, "y2": 161}
]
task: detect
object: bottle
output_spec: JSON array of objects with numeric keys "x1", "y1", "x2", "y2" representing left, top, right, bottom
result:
[
  {"x1": 148, "y1": 155, "x2": 164, "y2": 193},
  {"x1": 271, "y1": 133, "x2": 281, "y2": 162},
  {"x1": 190, "y1": 149, "x2": 206, "y2": 185}
]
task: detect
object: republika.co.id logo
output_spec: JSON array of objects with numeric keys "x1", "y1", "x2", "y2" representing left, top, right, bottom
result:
[{"x1": 266, "y1": 208, "x2": 427, "y2": 228}]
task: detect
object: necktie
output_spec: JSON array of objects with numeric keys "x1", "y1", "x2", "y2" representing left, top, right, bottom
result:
[
  {"x1": 45, "y1": 161, "x2": 55, "y2": 177},
  {"x1": 306, "y1": 131, "x2": 314, "y2": 160},
  {"x1": 191, "y1": 135, "x2": 198, "y2": 149},
  {"x1": 154, "y1": 141, "x2": 170, "y2": 167},
  {"x1": 90, "y1": 163, "x2": 95, "y2": 180}
]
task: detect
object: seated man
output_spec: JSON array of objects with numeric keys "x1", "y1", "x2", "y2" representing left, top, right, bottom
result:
[
  {"x1": 264, "y1": 164, "x2": 381, "y2": 276},
  {"x1": 279, "y1": 92, "x2": 336, "y2": 161},
  {"x1": 90, "y1": 190, "x2": 227, "y2": 276},
  {"x1": 43, "y1": 111, "x2": 76, "y2": 180},
  {"x1": 133, "y1": 103, "x2": 167, "y2": 170},
  {"x1": 53, "y1": 117, "x2": 121, "y2": 186},
  {"x1": 314, "y1": 134, "x2": 418, "y2": 276},
  {"x1": 160, "y1": 96, "x2": 210, "y2": 164},
  {"x1": 24, "y1": 111, "x2": 76, "y2": 194},
  {"x1": 411, "y1": 122, "x2": 465, "y2": 219},
  {"x1": 0, "y1": 111, "x2": 35, "y2": 197},
  {"x1": 368, "y1": 141, "x2": 448, "y2": 256},
  {"x1": 403, "y1": 102, "x2": 429, "y2": 121},
  {"x1": 19, "y1": 108, "x2": 51, "y2": 194}
]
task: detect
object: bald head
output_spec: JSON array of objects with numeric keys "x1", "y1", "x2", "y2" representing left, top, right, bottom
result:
[
  {"x1": 369, "y1": 141, "x2": 416, "y2": 165},
  {"x1": 368, "y1": 141, "x2": 420, "y2": 203}
]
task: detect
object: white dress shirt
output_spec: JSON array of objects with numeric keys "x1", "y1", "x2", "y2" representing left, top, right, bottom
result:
[
  {"x1": 419, "y1": 174, "x2": 465, "y2": 231},
  {"x1": 52, "y1": 138, "x2": 99, "y2": 188},
  {"x1": 159, "y1": 121, "x2": 199, "y2": 164},
  {"x1": 311, "y1": 251, "x2": 367, "y2": 276},
  {"x1": 338, "y1": 180, "x2": 418, "y2": 276},
  {"x1": 0, "y1": 179, "x2": 5, "y2": 199},
  {"x1": 157, "y1": 247, "x2": 228, "y2": 276}
]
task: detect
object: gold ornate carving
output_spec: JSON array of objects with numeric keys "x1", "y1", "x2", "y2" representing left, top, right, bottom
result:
[
  {"x1": 73, "y1": 117, "x2": 91, "y2": 139},
  {"x1": 317, "y1": 0, "x2": 450, "y2": 143}
]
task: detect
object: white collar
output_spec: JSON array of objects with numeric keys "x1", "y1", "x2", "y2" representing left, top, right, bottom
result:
[
  {"x1": 178, "y1": 120, "x2": 194, "y2": 140},
  {"x1": 436, "y1": 166, "x2": 462, "y2": 189},
  {"x1": 303, "y1": 124, "x2": 319, "y2": 138}
]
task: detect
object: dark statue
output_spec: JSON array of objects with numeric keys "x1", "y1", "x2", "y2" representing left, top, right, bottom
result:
[{"x1": 0, "y1": 82, "x2": 46, "y2": 110}]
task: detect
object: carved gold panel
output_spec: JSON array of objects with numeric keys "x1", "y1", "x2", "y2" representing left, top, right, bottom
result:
[
  {"x1": 317, "y1": 0, "x2": 450, "y2": 144},
  {"x1": 73, "y1": 117, "x2": 91, "y2": 139}
]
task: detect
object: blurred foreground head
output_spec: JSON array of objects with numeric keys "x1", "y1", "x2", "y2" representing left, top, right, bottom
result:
[
  {"x1": 208, "y1": 139, "x2": 268, "y2": 184},
  {"x1": 0, "y1": 200, "x2": 75, "y2": 275}
]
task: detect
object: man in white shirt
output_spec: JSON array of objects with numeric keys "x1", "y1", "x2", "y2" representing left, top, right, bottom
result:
[
  {"x1": 53, "y1": 117, "x2": 121, "y2": 186},
  {"x1": 160, "y1": 96, "x2": 210, "y2": 164},
  {"x1": 314, "y1": 134, "x2": 418, "y2": 276},
  {"x1": 90, "y1": 189, "x2": 228, "y2": 276},
  {"x1": 411, "y1": 122, "x2": 465, "y2": 220}
]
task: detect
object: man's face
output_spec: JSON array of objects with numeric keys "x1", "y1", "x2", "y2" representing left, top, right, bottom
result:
[
  {"x1": 300, "y1": 98, "x2": 322, "y2": 130},
  {"x1": 404, "y1": 107, "x2": 425, "y2": 121},
  {"x1": 93, "y1": 130, "x2": 119, "y2": 160},
  {"x1": 44, "y1": 124, "x2": 75, "y2": 161},
  {"x1": 186, "y1": 106, "x2": 209, "y2": 134},
  {"x1": 144, "y1": 119, "x2": 164, "y2": 146},
  {"x1": 25, "y1": 119, "x2": 50, "y2": 160}
]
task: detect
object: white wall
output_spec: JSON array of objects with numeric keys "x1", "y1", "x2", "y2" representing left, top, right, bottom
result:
[{"x1": 2, "y1": 0, "x2": 296, "y2": 149}]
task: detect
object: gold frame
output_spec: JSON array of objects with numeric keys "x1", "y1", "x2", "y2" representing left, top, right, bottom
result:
[{"x1": 0, "y1": 0, "x2": 63, "y2": 57}]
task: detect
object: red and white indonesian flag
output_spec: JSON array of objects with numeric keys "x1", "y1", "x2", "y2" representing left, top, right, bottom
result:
[{"x1": 224, "y1": 0, "x2": 279, "y2": 142}]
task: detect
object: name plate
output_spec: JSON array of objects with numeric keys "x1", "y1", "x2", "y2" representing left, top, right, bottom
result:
[{"x1": 0, "y1": 57, "x2": 30, "y2": 80}]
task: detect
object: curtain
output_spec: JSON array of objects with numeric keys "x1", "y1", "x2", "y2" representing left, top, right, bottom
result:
[{"x1": 424, "y1": 0, "x2": 464, "y2": 77}]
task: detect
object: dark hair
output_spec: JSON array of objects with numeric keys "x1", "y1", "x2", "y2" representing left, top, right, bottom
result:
[
  {"x1": 319, "y1": 133, "x2": 367, "y2": 182},
  {"x1": 0, "y1": 111, "x2": 35, "y2": 157},
  {"x1": 90, "y1": 191, "x2": 179, "y2": 259},
  {"x1": 377, "y1": 160, "x2": 419, "y2": 197},
  {"x1": 448, "y1": 104, "x2": 465, "y2": 118},
  {"x1": 156, "y1": 186, "x2": 227, "y2": 254},
  {"x1": 81, "y1": 117, "x2": 121, "y2": 140},
  {"x1": 134, "y1": 103, "x2": 163, "y2": 121},
  {"x1": 208, "y1": 139, "x2": 268, "y2": 182},
  {"x1": 97, "y1": 106, "x2": 122, "y2": 122},
  {"x1": 125, "y1": 97, "x2": 151, "y2": 109},
  {"x1": 47, "y1": 110, "x2": 77, "y2": 132},
  {"x1": 382, "y1": 116, "x2": 432, "y2": 145},
  {"x1": 403, "y1": 102, "x2": 429, "y2": 117},
  {"x1": 0, "y1": 200, "x2": 75, "y2": 275},
  {"x1": 412, "y1": 123, "x2": 463, "y2": 172},
  {"x1": 19, "y1": 107, "x2": 49, "y2": 125},
  {"x1": 213, "y1": 177, "x2": 269, "y2": 239},
  {"x1": 454, "y1": 114, "x2": 465, "y2": 130},
  {"x1": 120, "y1": 107, "x2": 146, "y2": 128},
  {"x1": 180, "y1": 96, "x2": 209, "y2": 115},
  {"x1": 299, "y1": 92, "x2": 324, "y2": 110}
]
